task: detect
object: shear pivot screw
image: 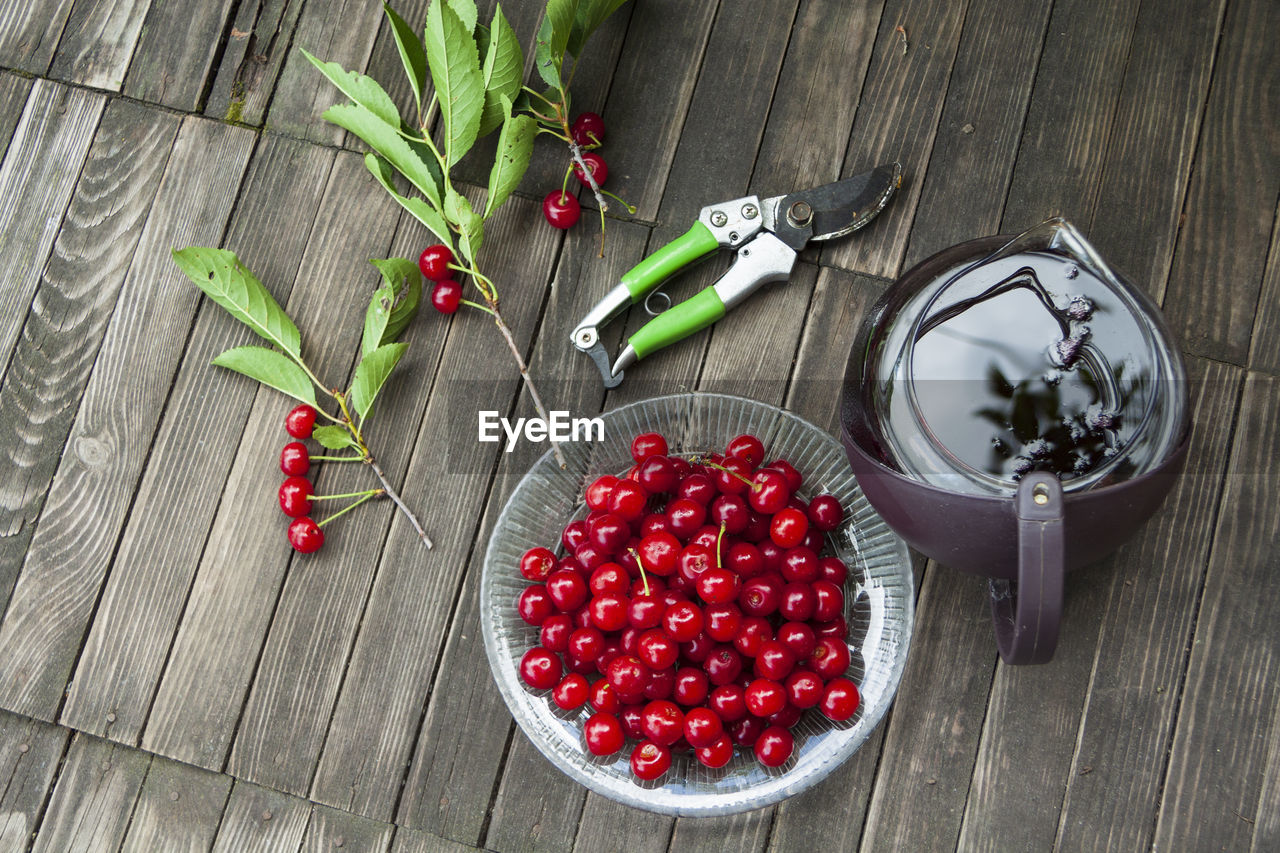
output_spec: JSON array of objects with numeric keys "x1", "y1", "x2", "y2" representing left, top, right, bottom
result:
[
  {"x1": 741, "y1": 203, "x2": 758, "y2": 219},
  {"x1": 787, "y1": 201, "x2": 813, "y2": 228},
  {"x1": 1033, "y1": 484, "x2": 1051, "y2": 505},
  {"x1": 710, "y1": 211, "x2": 728, "y2": 227}
]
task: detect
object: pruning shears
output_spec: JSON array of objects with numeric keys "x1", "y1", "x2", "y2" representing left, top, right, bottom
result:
[{"x1": 572, "y1": 162, "x2": 903, "y2": 387}]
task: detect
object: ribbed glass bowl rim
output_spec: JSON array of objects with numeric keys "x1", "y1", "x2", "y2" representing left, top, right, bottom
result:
[{"x1": 480, "y1": 392, "x2": 914, "y2": 816}]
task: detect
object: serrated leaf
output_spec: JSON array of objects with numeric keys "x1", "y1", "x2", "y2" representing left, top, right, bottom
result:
[
  {"x1": 325, "y1": 103, "x2": 442, "y2": 209},
  {"x1": 302, "y1": 48, "x2": 402, "y2": 128},
  {"x1": 445, "y1": 189, "x2": 483, "y2": 263},
  {"x1": 384, "y1": 3, "x2": 428, "y2": 116},
  {"x1": 534, "y1": 0, "x2": 578, "y2": 88},
  {"x1": 363, "y1": 257, "x2": 422, "y2": 355},
  {"x1": 365, "y1": 153, "x2": 453, "y2": 247},
  {"x1": 351, "y1": 342, "x2": 408, "y2": 421},
  {"x1": 313, "y1": 424, "x2": 358, "y2": 450},
  {"x1": 425, "y1": 0, "x2": 484, "y2": 168},
  {"x1": 478, "y1": 6, "x2": 522, "y2": 137},
  {"x1": 447, "y1": 0, "x2": 478, "y2": 32},
  {"x1": 211, "y1": 346, "x2": 317, "y2": 407},
  {"x1": 486, "y1": 98, "x2": 534, "y2": 217},
  {"x1": 172, "y1": 247, "x2": 301, "y2": 357},
  {"x1": 566, "y1": 0, "x2": 629, "y2": 58}
]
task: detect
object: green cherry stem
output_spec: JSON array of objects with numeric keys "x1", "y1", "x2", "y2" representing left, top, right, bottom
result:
[
  {"x1": 628, "y1": 547, "x2": 652, "y2": 597},
  {"x1": 309, "y1": 454, "x2": 363, "y2": 462},
  {"x1": 459, "y1": 298, "x2": 495, "y2": 316},
  {"x1": 309, "y1": 488, "x2": 383, "y2": 501},
  {"x1": 316, "y1": 489, "x2": 384, "y2": 527},
  {"x1": 716, "y1": 522, "x2": 727, "y2": 570}
]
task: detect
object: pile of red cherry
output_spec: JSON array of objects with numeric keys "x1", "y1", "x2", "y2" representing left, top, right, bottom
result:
[
  {"x1": 277, "y1": 404, "x2": 325, "y2": 553},
  {"x1": 515, "y1": 431, "x2": 861, "y2": 782},
  {"x1": 542, "y1": 112, "x2": 609, "y2": 230}
]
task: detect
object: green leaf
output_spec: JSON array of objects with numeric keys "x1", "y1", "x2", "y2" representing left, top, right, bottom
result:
[
  {"x1": 384, "y1": 3, "x2": 428, "y2": 116},
  {"x1": 534, "y1": 0, "x2": 578, "y2": 88},
  {"x1": 486, "y1": 97, "x2": 535, "y2": 217},
  {"x1": 445, "y1": 189, "x2": 483, "y2": 264},
  {"x1": 364, "y1": 153, "x2": 453, "y2": 247},
  {"x1": 363, "y1": 257, "x2": 422, "y2": 355},
  {"x1": 477, "y1": 5, "x2": 523, "y2": 137},
  {"x1": 324, "y1": 103, "x2": 442, "y2": 209},
  {"x1": 301, "y1": 48, "x2": 402, "y2": 129},
  {"x1": 211, "y1": 346, "x2": 317, "y2": 407},
  {"x1": 447, "y1": 0, "x2": 478, "y2": 33},
  {"x1": 351, "y1": 342, "x2": 409, "y2": 421},
  {"x1": 566, "y1": 0, "x2": 629, "y2": 58},
  {"x1": 425, "y1": 0, "x2": 484, "y2": 168},
  {"x1": 172, "y1": 247, "x2": 301, "y2": 357},
  {"x1": 313, "y1": 424, "x2": 358, "y2": 450}
]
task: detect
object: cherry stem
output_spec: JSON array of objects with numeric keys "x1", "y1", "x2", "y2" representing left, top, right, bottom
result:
[
  {"x1": 460, "y1": 298, "x2": 495, "y2": 316},
  {"x1": 309, "y1": 454, "x2": 362, "y2": 462},
  {"x1": 317, "y1": 489, "x2": 383, "y2": 526},
  {"x1": 716, "y1": 522, "x2": 726, "y2": 570},
  {"x1": 628, "y1": 547, "x2": 652, "y2": 597},
  {"x1": 486, "y1": 300, "x2": 568, "y2": 468},
  {"x1": 364, "y1": 455, "x2": 433, "y2": 548},
  {"x1": 310, "y1": 488, "x2": 383, "y2": 501},
  {"x1": 700, "y1": 458, "x2": 757, "y2": 490},
  {"x1": 567, "y1": 139, "x2": 608, "y2": 214}
]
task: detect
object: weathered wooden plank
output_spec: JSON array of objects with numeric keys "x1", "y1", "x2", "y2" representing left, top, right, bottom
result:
[
  {"x1": 1250, "y1": 200, "x2": 1280, "y2": 373},
  {"x1": 571, "y1": 797, "x2": 669, "y2": 853},
  {"x1": 1082, "y1": 0, "x2": 1227, "y2": 301},
  {"x1": 392, "y1": 221, "x2": 646, "y2": 838},
  {"x1": 0, "y1": 73, "x2": 34, "y2": 164},
  {"x1": 119, "y1": 755, "x2": 233, "y2": 853},
  {"x1": 485, "y1": 735, "x2": 587, "y2": 853},
  {"x1": 0, "y1": 710, "x2": 69, "y2": 853},
  {"x1": 311, "y1": 201, "x2": 595, "y2": 825},
  {"x1": 1162, "y1": 0, "x2": 1279, "y2": 364},
  {"x1": 590, "y1": 0, "x2": 719, "y2": 222},
  {"x1": 265, "y1": 0, "x2": 386, "y2": 144},
  {"x1": 0, "y1": 116, "x2": 256, "y2": 721},
  {"x1": 1045, "y1": 359, "x2": 1240, "y2": 852},
  {"x1": 1153, "y1": 372, "x2": 1280, "y2": 850},
  {"x1": 0, "y1": 80, "x2": 104, "y2": 375},
  {"x1": 0, "y1": 100, "x2": 177, "y2": 621},
  {"x1": 30, "y1": 733, "x2": 149, "y2": 853},
  {"x1": 48, "y1": 0, "x2": 150, "y2": 91},
  {"x1": 1253, "y1": 712, "x2": 1280, "y2": 852},
  {"x1": 225, "y1": 208, "x2": 448, "y2": 795},
  {"x1": 210, "y1": 780, "x2": 310, "y2": 853},
  {"x1": 140, "y1": 150, "x2": 400, "y2": 771},
  {"x1": 393, "y1": 826, "x2": 489, "y2": 853},
  {"x1": 901, "y1": 0, "x2": 1051, "y2": 269},
  {"x1": 60, "y1": 134, "x2": 334, "y2": 744},
  {"x1": 123, "y1": 0, "x2": 237, "y2": 110},
  {"x1": 205, "y1": 0, "x2": 308, "y2": 126},
  {"x1": 0, "y1": 0, "x2": 75, "y2": 74},
  {"x1": 300, "y1": 803, "x2": 394, "y2": 853},
  {"x1": 821, "y1": 0, "x2": 970, "y2": 279}
]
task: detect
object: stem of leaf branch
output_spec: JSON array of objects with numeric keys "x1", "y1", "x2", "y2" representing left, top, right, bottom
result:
[
  {"x1": 488, "y1": 300, "x2": 568, "y2": 469},
  {"x1": 568, "y1": 139, "x2": 608, "y2": 214}
]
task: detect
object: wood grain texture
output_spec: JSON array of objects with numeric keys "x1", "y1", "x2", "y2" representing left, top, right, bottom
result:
[
  {"x1": 225, "y1": 207, "x2": 448, "y2": 795},
  {"x1": 667, "y1": 812, "x2": 770, "y2": 853},
  {"x1": 300, "y1": 803, "x2": 394, "y2": 853},
  {"x1": 119, "y1": 755, "x2": 232, "y2": 853},
  {"x1": 1048, "y1": 359, "x2": 1240, "y2": 851},
  {"x1": 48, "y1": 0, "x2": 150, "y2": 90},
  {"x1": 205, "y1": 0, "x2": 308, "y2": 125},
  {"x1": 393, "y1": 826, "x2": 489, "y2": 853},
  {"x1": 0, "y1": 116, "x2": 255, "y2": 721},
  {"x1": 123, "y1": 0, "x2": 237, "y2": 110},
  {"x1": 485, "y1": 735, "x2": 587, "y2": 853},
  {"x1": 0, "y1": 73, "x2": 33, "y2": 164},
  {"x1": 1000, "y1": 0, "x2": 1141, "y2": 233},
  {"x1": 1162, "y1": 0, "x2": 1279, "y2": 364},
  {"x1": 30, "y1": 733, "x2": 149, "y2": 853},
  {"x1": 901, "y1": 0, "x2": 1051, "y2": 269},
  {"x1": 265, "y1": 0, "x2": 386, "y2": 144},
  {"x1": 1249, "y1": 200, "x2": 1280, "y2": 373},
  {"x1": 821, "y1": 0, "x2": 970, "y2": 279},
  {"x1": 1084, "y1": 0, "x2": 1227, "y2": 301},
  {"x1": 0, "y1": 0, "x2": 75, "y2": 74},
  {"x1": 0, "y1": 100, "x2": 177, "y2": 621},
  {"x1": 140, "y1": 151, "x2": 400, "y2": 771},
  {"x1": 59, "y1": 134, "x2": 334, "y2": 744},
  {"x1": 571, "y1": 797, "x2": 670, "y2": 853},
  {"x1": 210, "y1": 780, "x2": 310, "y2": 853},
  {"x1": 0, "y1": 79, "x2": 104, "y2": 375},
  {"x1": 0, "y1": 710, "x2": 69, "y2": 853},
  {"x1": 1153, "y1": 372, "x2": 1280, "y2": 851}
]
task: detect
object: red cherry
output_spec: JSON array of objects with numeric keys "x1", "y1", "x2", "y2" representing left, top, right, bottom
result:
[
  {"x1": 748, "y1": 469, "x2": 790, "y2": 514},
  {"x1": 781, "y1": 547, "x2": 820, "y2": 583},
  {"x1": 672, "y1": 667, "x2": 709, "y2": 706},
  {"x1": 753, "y1": 640, "x2": 797, "y2": 681},
  {"x1": 568, "y1": 626, "x2": 605, "y2": 663},
  {"x1": 638, "y1": 531, "x2": 681, "y2": 576},
  {"x1": 819, "y1": 556, "x2": 849, "y2": 586},
  {"x1": 571, "y1": 112, "x2": 606, "y2": 146},
  {"x1": 589, "y1": 563, "x2": 630, "y2": 596},
  {"x1": 584, "y1": 712, "x2": 625, "y2": 756},
  {"x1": 573, "y1": 151, "x2": 608, "y2": 187},
  {"x1": 539, "y1": 613, "x2": 573, "y2": 653},
  {"x1": 607, "y1": 479, "x2": 648, "y2": 521},
  {"x1": 764, "y1": 459, "x2": 803, "y2": 491},
  {"x1": 745, "y1": 679, "x2": 787, "y2": 718},
  {"x1": 820, "y1": 677, "x2": 861, "y2": 721},
  {"x1": 709, "y1": 684, "x2": 749, "y2": 722},
  {"x1": 697, "y1": 568, "x2": 741, "y2": 605},
  {"x1": 589, "y1": 592, "x2": 630, "y2": 632},
  {"x1": 754, "y1": 726, "x2": 795, "y2": 767},
  {"x1": 287, "y1": 517, "x2": 324, "y2": 553},
  {"x1": 630, "y1": 432, "x2": 668, "y2": 462},
  {"x1": 585, "y1": 475, "x2": 618, "y2": 510},
  {"x1": 730, "y1": 715, "x2": 768, "y2": 747},
  {"x1": 641, "y1": 700, "x2": 684, "y2": 746},
  {"x1": 770, "y1": 507, "x2": 809, "y2": 548},
  {"x1": 589, "y1": 678, "x2": 619, "y2": 713},
  {"x1": 637, "y1": 628, "x2": 679, "y2": 670},
  {"x1": 676, "y1": 473, "x2": 716, "y2": 505},
  {"x1": 545, "y1": 569, "x2": 589, "y2": 612},
  {"x1": 543, "y1": 190, "x2": 581, "y2": 229},
  {"x1": 725, "y1": 434, "x2": 765, "y2": 467},
  {"x1": 630, "y1": 740, "x2": 671, "y2": 780},
  {"x1": 776, "y1": 621, "x2": 817, "y2": 659},
  {"x1": 636, "y1": 455, "x2": 680, "y2": 494},
  {"x1": 561, "y1": 519, "x2": 588, "y2": 552},
  {"x1": 785, "y1": 669, "x2": 825, "y2": 709},
  {"x1": 519, "y1": 646, "x2": 562, "y2": 690},
  {"x1": 696, "y1": 733, "x2": 734, "y2": 768},
  {"x1": 704, "y1": 646, "x2": 744, "y2": 686},
  {"x1": 519, "y1": 547, "x2": 557, "y2": 581},
  {"x1": 666, "y1": 497, "x2": 707, "y2": 540},
  {"x1": 606, "y1": 654, "x2": 651, "y2": 696},
  {"x1": 278, "y1": 476, "x2": 313, "y2": 518},
  {"x1": 588, "y1": 512, "x2": 630, "y2": 553},
  {"x1": 418, "y1": 244, "x2": 453, "y2": 280},
  {"x1": 809, "y1": 636, "x2": 852, "y2": 680},
  {"x1": 712, "y1": 456, "x2": 753, "y2": 495},
  {"x1": 517, "y1": 585, "x2": 554, "y2": 626},
  {"x1": 813, "y1": 579, "x2": 845, "y2": 622},
  {"x1": 626, "y1": 594, "x2": 666, "y2": 630},
  {"x1": 284, "y1": 404, "x2": 317, "y2": 439},
  {"x1": 430, "y1": 280, "x2": 462, "y2": 313},
  {"x1": 643, "y1": 667, "x2": 676, "y2": 701},
  {"x1": 552, "y1": 673, "x2": 589, "y2": 710},
  {"x1": 710, "y1": 494, "x2": 750, "y2": 534},
  {"x1": 732, "y1": 616, "x2": 773, "y2": 658},
  {"x1": 808, "y1": 494, "x2": 844, "y2": 532},
  {"x1": 739, "y1": 576, "x2": 781, "y2": 618},
  {"x1": 663, "y1": 600, "x2": 704, "y2": 642},
  {"x1": 779, "y1": 582, "x2": 816, "y2": 622},
  {"x1": 704, "y1": 602, "x2": 743, "y2": 643},
  {"x1": 683, "y1": 706, "x2": 724, "y2": 748}
]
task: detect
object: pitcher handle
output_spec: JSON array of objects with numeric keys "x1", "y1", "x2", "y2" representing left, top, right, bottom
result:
[{"x1": 988, "y1": 472, "x2": 1065, "y2": 664}]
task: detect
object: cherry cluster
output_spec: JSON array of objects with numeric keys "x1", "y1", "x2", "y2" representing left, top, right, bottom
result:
[
  {"x1": 515, "y1": 431, "x2": 862, "y2": 782},
  {"x1": 542, "y1": 112, "x2": 608, "y2": 230},
  {"x1": 418, "y1": 244, "x2": 461, "y2": 315},
  {"x1": 278, "y1": 404, "x2": 324, "y2": 553}
]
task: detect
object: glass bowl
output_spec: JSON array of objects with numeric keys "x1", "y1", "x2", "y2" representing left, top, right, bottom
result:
[{"x1": 480, "y1": 393, "x2": 913, "y2": 816}]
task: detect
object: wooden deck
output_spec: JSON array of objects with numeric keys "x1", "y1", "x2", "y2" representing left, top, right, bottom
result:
[{"x1": 0, "y1": 0, "x2": 1276, "y2": 850}]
